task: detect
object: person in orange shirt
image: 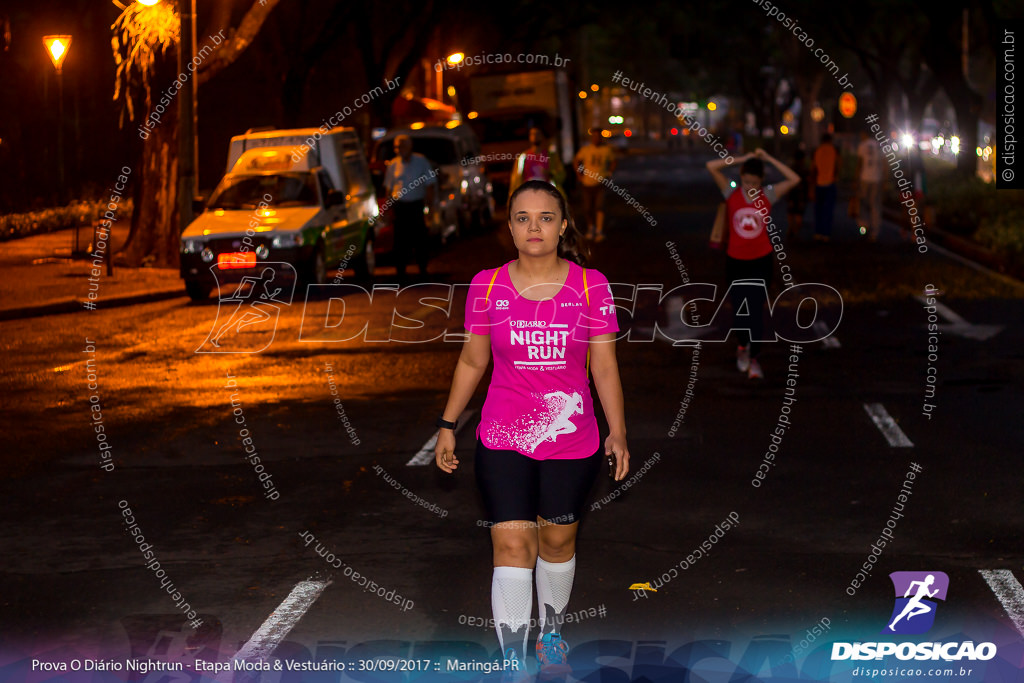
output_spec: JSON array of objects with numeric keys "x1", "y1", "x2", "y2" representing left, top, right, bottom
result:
[{"x1": 811, "y1": 133, "x2": 840, "y2": 242}]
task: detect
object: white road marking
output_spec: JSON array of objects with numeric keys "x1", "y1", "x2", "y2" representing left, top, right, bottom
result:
[
  {"x1": 406, "y1": 409, "x2": 475, "y2": 466},
  {"x1": 979, "y1": 569, "x2": 1024, "y2": 638},
  {"x1": 914, "y1": 295, "x2": 1004, "y2": 341},
  {"x1": 863, "y1": 403, "x2": 914, "y2": 447},
  {"x1": 812, "y1": 320, "x2": 841, "y2": 348},
  {"x1": 917, "y1": 296, "x2": 967, "y2": 325},
  {"x1": 229, "y1": 579, "x2": 330, "y2": 666}
]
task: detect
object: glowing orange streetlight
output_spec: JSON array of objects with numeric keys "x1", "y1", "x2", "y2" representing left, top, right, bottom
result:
[
  {"x1": 435, "y1": 52, "x2": 464, "y2": 102},
  {"x1": 43, "y1": 35, "x2": 72, "y2": 73},
  {"x1": 43, "y1": 35, "x2": 72, "y2": 215}
]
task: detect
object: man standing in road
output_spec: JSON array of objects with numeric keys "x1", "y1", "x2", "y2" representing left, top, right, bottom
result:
[
  {"x1": 811, "y1": 133, "x2": 839, "y2": 242},
  {"x1": 856, "y1": 130, "x2": 884, "y2": 241},
  {"x1": 385, "y1": 135, "x2": 437, "y2": 280},
  {"x1": 574, "y1": 129, "x2": 616, "y2": 242}
]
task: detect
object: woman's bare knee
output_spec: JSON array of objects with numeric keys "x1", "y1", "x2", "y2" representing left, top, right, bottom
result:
[
  {"x1": 538, "y1": 522, "x2": 578, "y2": 562},
  {"x1": 492, "y1": 524, "x2": 538, "y2": 567}
]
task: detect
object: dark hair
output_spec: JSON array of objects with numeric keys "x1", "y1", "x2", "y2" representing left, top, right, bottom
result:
[
  {"x1": 739, "y1": 157, "x2": 765, "y2": 178},
  {"x1": 507, "y1": 180, "x2": 588, "y2": 265}
]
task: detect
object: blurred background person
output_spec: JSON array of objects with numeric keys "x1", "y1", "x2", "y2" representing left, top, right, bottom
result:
[
  {"x1": 384, "y1": 135, "x2": 438, "y2": 280},
  {"x1": 509, "y1": 127, "x2": 566, "y2": 199},
  {"x1": 856, "y1": 130, "x2": 884, "y2": 241},
  {"x1": 786, "y1": 147, "x2": 810, "y2": 240},
  {"x1": 811, "y1": 133, "x2": 839, "y2": 242},
  {"x1": 707, "y1": 149, "x2": 801, "y2": 379},
  {"x1": 573, "y1": 128, "x2": 616, "y2": 242}
]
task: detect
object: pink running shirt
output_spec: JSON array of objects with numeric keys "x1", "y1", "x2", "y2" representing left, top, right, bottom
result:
[{"x1": 464, "y1": 261, "x2": 619, "y2": 460}]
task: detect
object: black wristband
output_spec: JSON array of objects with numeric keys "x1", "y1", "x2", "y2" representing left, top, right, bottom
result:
[{"x1": 436, "y1": 416, "x2": 457, "y2": 431}]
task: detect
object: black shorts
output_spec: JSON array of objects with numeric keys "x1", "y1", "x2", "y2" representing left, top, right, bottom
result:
[{"x1": 475, "y1": 441, "x2": 603, "y2": 526}]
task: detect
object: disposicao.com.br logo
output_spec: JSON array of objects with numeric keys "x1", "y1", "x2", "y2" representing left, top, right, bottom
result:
[{"x1": 832, "y1": 571, "x2": 997, "y2": 663}]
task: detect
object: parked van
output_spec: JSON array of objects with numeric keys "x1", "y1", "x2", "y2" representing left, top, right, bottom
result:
[
  {"x1": 180, "y1": 127, "x2": 376, "y2": 300},
  {"x1": 374, "y1": 122, "x2": 493, "y2": 239}
]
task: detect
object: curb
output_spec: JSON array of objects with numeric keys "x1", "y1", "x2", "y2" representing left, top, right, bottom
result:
[
  {"x1": 0, "y1": 288, "x2": 185, "y2": 322},
  {"x1": 882, "y1": 206, "x2": 1024, "y2": 286}
]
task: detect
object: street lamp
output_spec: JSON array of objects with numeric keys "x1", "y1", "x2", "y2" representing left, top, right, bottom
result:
[
  {"x1": 437, "y1": 51, "x2": 463, "y2": 102},
  {"x1": 42, "y1": 35, "x2": 71, "y2": 200}
]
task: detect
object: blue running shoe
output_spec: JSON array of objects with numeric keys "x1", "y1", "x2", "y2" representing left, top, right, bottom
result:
[{"x1": 535, "y1": 632, "x2": 569, "y2": 666}]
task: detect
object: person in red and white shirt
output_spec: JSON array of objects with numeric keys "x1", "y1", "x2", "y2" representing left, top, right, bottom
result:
[{"x1": 706, "y1": 149, "x2": 801, "y2": 379}]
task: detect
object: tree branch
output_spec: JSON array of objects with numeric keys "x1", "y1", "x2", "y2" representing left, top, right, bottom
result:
[{"x1": 197, "y1": 0, "x2": 281, "y2": 85}]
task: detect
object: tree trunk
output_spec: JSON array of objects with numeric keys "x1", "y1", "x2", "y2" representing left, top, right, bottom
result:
[
  {"x1": 919, "y1": 6, "x2": 982, "y2": 178},
  {"x1": 796, "y1": 72, "x2": 823, "y2": 150},
  {"x1": 950, "y1": 94, "x2": 980, "y2": 176},
  {"x1": 114, "y1": 0, "x2": 281, "y2": 268},
  {"x1": 121, "y1": 112, "x2": 179, "y2": 267}
]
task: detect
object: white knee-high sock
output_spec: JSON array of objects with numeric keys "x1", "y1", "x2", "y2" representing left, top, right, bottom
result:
[
  {"x1": 492, "y1": 566, "x2": 533, "y2": 660},
  {"x1": 536, "y1": 555, "x2": 575, "y2": 635}
]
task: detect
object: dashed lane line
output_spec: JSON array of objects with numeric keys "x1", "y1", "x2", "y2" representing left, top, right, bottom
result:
[
  {"x1": 863, "y1": 403, "x2": 914, "y2": 447},
  {"x1": 812, "y1": 319, "x2": 841, "y2": 348},
  {"x1": 406, "y1": 409, "x2": 475, "y2": 466},
  {"x1": 228, "y1": 579, "x2": 331, "y2": 666},
  {"x1": 979, "y1": 569, "x2": 1024, "y2": 638},
  {"x1": 913, "y1": 294, "x2": 1004, "y2": 341}
]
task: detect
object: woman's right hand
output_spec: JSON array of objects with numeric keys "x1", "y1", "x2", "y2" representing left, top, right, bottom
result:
[{"x1": 435, "y1": 429, "x2": 458, "y2": 473}]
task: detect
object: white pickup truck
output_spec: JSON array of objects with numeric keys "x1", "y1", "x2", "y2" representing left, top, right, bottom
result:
[{"x1": 179, "y1": 127, "x2": 377, "y2": 300}]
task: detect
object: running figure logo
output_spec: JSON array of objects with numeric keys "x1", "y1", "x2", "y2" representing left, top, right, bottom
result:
[
  {"x1": 529, "y1": 390, "x2": 584, "y2": 453},
  {"x1": 198, "y1": 264, "x2": 296, "y2": 354},
  {"x1": 882, "y1": 571, "x2": 949, "y2": 635}
]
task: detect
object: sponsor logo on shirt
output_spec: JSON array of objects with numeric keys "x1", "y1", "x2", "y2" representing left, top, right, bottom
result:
[{"x1": 733, "y1": 207, "x2": 764, "y2": 239}]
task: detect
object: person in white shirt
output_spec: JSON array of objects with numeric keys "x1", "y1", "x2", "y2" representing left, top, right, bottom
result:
[
  {"x1": 856, "y1": 131, "x2": 884, "y2": 241},
  {"x1": 573, "y1": 129, "x2": 616, "y2": 242},
  {"x1": 384, "y1": 135, "x2": 438, "y2": 278}
]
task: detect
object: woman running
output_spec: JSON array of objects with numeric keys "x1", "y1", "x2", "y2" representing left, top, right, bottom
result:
[
  {"x1": 435, "y1": 179, "x2": 629, "y2": 674},
  {"x1": 706, "y1": 149, "x2": 800, "y2": 379}
]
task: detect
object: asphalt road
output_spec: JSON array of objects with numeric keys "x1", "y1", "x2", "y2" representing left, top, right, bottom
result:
[{"x1": 2, "y1": 152, "x2": 1023, "y2": 683}]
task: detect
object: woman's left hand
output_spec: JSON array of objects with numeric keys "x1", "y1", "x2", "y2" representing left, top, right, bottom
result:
[{"x1": 605, "y1": 434, "x2": 630, "y2": 481}]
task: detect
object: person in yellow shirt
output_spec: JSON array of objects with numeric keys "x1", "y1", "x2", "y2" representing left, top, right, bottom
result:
[{"x1": 573, "y1": 129, "x2": 617, "y2": 242}]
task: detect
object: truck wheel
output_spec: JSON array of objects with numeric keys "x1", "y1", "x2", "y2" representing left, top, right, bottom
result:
[
  {"x1": 184, "y1": 280, "x2": 210, "y2": 301},
  {"x1": 304, "y1": 243, "x2": 327, "y2": 286},
  {"x1": 353, "y1": 238, "x2": 375, "y2": 280}
]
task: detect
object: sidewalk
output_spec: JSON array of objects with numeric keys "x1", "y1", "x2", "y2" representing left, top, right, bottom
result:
[{"x1": 0, "y1": 222, "x2": 184, "y2": 321}]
